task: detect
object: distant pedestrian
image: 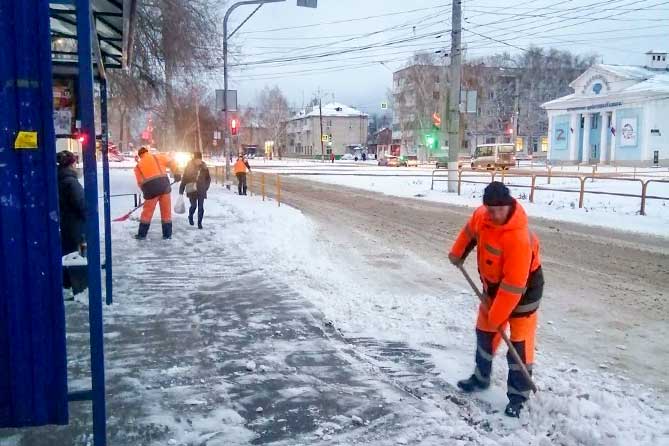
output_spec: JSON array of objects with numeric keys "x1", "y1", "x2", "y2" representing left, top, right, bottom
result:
[
  {"x1": 234, "y1": 154, "x2": 251, "y2": 196},
  {"x1": 134, "y1": 147, "x2": 181, "y2": 240},
  {"x1": 330, "y1": 152, "x2": 335, "y2": 163},
  {"x1": 179, "y1": 152, "x2": 211, "y2": 229},
  {"x1": 362, "y1": 152, "x2": 367, "y2": 161}
]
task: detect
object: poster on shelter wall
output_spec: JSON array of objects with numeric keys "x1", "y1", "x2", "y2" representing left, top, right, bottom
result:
[
  {"x1": 53, "y1": 78, "x2": 76, "y2": 136},
  {"x1": 620, "y1": 118, "x2": 637, "y2": 147}
]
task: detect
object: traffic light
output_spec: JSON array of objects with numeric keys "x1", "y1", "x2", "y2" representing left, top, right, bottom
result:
[
  {"x1": 230, "y1": 118, "x2": 239, "y2": 136},
  {"x1": 506, "y1": 127, "x2": 513, "y2": 136},
  {"x1": 432, "y1": 112, "x2": 441, "y2": 129},
  {"x1": 76, "y1": 131, "x2": 87, "y2": 145}
]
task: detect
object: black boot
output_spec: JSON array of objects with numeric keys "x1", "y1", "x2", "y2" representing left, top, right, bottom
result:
[
  {"x1": 188, "y1": 214, "x2": 194, "y2": 226},
  {"x1": 504, "y1": 401, "x2": 523, "y2": 418},
  {"x1": 135, "y1": 222, "x2": 150, "y2": 240},
  {"x1": 162, "y1": 222, "x2": 172, "y2": 240},
  {"x1": 457, "y1": 374, "x2": 490, "y2": 393}
]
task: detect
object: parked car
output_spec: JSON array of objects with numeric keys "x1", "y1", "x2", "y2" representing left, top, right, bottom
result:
[
  {"x1": 471, "y1": 143, "x2": 516, "y2": 170},
  {"x1": 341, "y1": 153, "x2": 355, "y2": 161},
  {"x1": 405, "y1": 155, "x2": 418, "y2": 167},
  {"x1": 379, "y1": 155, "x2": 400, "y2": 167}
]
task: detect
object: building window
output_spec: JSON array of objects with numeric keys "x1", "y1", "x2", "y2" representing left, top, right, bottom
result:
[
  {"x1": 591, "y1": 114, "x2": 598, "y2": 130},
  {"x1": 485, "y1": 137, "x2": 496, "y2": 144},
  {"x1": 433, "y1": 91, "x2": 440, "y2": 100},
  {"x1": 540, "y1": 136, "x2": 548, "y2": 152},
  {"x1": 488, "y1": 91, "x2": 494, "y2": 100},
  {"x1": 663, "y1": 56, "x2": 667, "y2": 61}
]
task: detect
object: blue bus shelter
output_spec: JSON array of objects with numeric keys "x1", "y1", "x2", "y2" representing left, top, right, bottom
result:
[{"x1": 0, "y1": 0, "x2": 136, "y2": 444}]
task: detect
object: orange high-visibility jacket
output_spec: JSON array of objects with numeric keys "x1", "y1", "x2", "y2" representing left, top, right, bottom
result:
[
  {"x1": 234, "y1": 159, "x2": 250, "y2": 174},
  {"x1": 134, "y1": 153, "x2": 176, "y2": 200},
  {"x1": 449, "y1": 201, "x2": 542, "y2": 327}
]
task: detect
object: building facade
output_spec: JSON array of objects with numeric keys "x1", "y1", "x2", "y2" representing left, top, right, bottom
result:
[
  {"x1": 392, "y1": 62, "x2": 537, "y2": 158},
  {"x1": 543, "y1": 51, "x2": 669, "y2": 165},
  {"x1": 286, "y1": 102, "x2": 368, "y2": 157},
  {"x1": 392, "y1": 64, "x2": 441, "y2": 158}
]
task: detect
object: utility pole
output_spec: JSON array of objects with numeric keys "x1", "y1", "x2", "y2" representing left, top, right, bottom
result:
[
  {"x1": 319, "y1": 97, "x2": 325, "y2": 162},
  {"x1": 194, "y1": 89, "x2": 203, "y2": 154},
  {"x1": 447, "y1": 0, "x2": 462, "y2": 192}
]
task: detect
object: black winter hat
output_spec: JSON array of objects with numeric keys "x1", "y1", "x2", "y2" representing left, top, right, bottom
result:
[
  {"x1": 483, "y1": 181, "x2": 514, "y2": 206},
  {"x1": 56, "y1": 150, "x2": 77, "y2": 168}
]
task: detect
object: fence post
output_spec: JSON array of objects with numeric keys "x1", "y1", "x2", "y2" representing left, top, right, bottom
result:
[
  {"x1": 134, "y1": 194, "x2": 138, "y2": 208},
  {"x1": 579, "y1": 177, "x2": 586, "y2": 208},
  {"x1": 457, "y1": 170, "x2": 462, "y2": 196},
  {"x1": 491, "y1": 170, "x2": 496, "y2": 182},
  {"x1": 640, "y1": 180, "x2": 649, "y2": 216},
  {"x1": 501, "y1": 168, "x2": 506, "y2": 182},
  {"x1": 592, "y1": 164, "x2": 596, "y2": 182},
  {"x1": 261, "y1": 173, "x2": 265, "y2": 201},
  {"x1": 547, "y1": 166, "x2": 552, "y2": 185},
  {"x1": 530, "y1": 175, "x2": 537, "y2": 203},
  {"x1": 431, "y1": 171, "x2": 435, "y2": 191},
  {"x1": 277, "y1": 175, "x2": 281, "y2": 207},
  {"x1": 634, "y1": 166, "x2": 637, "y2": 180}
]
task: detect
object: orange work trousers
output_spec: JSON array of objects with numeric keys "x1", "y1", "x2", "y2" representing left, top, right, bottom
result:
[
  {"x1": 474, "y1": 307, "x2": 537, "y2": 403},
  {"x1": 140, "y1": 193, "x2": 172, "y2": 224}
]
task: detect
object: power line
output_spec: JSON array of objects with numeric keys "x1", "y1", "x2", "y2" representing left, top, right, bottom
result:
[{"x1": 235, "y1": 3, "x2": 453, "y2": 35}]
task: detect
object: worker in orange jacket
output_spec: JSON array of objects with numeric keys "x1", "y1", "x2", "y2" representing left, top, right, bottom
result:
[
  {"x1": 233, "y1": 154, "x2": 251, "y2": 196},
  {"x1": 449, "y1": 181, "x2": 543, "y2": 417},
  {"x1": 134, "y1": 147, "x2": 180, "y2": 240}
]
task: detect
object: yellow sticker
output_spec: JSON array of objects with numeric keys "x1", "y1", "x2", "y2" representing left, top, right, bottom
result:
[{"x1": 14, "y1": 131, "x2": 38, "y2": 150}]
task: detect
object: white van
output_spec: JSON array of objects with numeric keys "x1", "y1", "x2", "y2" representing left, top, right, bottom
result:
[{"x1": 471, "y1": 144, "x2": 516, "y2": 170}]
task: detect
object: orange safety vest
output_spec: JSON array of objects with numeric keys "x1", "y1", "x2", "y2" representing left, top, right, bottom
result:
[
  {"x1": 234, "y1": 159, "x2": 249, "y2": 174},
  {"x1": 450, "y1": 201, "x2": 542, "y2": 327},
  {"x1": 134, "y1": 153, "x2": 174, "y2": 199}
]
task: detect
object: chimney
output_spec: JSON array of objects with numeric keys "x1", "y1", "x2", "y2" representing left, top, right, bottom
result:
[{"x1": 645, "y1": 50, "x2": 669, "y2": 70}]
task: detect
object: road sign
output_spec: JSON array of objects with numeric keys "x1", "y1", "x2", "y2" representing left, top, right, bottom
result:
[
  {"x1": 297, "y1": 0, "x2": 317, "y2": 7},
  {"x1": 216, "y1": 89, "x2": 237, "y2": 112}
]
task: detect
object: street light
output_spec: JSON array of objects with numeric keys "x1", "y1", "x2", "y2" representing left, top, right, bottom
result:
[{"x1": 222, "y1": 0, "x2": 318, "y2": 183}]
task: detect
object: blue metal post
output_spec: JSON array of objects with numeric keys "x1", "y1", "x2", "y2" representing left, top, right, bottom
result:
[
  {"x1": 75, "y1": 0, "x2": 107, "y2": 444},
  {"x1": 100, "y1": 78, "x2": 113, "y2": 306}
]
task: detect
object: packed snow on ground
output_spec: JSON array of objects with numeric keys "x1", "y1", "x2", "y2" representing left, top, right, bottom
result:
[
  {"x1": 76, "y1": 168, "x2": 667, "y2": 445},
  {"x1": 203, "y1": 182, "x2": 668, "y2": 445},
  {"x1": 248, "y1": 160, "x2": 669, "y2": 238}
]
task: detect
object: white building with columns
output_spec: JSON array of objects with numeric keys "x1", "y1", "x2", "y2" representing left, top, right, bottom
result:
[{"x1": 542, "y1": 50, "x2": 669, "y2": 165}]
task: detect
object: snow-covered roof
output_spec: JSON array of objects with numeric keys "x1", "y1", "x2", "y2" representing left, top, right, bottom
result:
[
  {"x1": 290, "y1": 102, "x2": 368, "y2": 120},
  {"x1": 544, "y1": 65, "x2": 669, "y2": 110},
  {"x1": 597, "y1": 64, "x2": 656, "y2": 79}
]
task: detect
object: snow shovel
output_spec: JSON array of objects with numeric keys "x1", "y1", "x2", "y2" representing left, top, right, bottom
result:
[
  {"x1": 457, "y1": 264, "x2": 539, "y2": 394},
  {"x1": 112, "y1": 180, "x2": 178, "y2": 222},
  {"x1": 112, "y1": 202, "x2": 144, "y2": 222}
]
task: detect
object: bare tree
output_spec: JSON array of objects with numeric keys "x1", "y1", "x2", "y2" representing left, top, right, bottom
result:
[
  {"x1": 109, "y1": 0, "x2": 224, "y2": 150},
  {"x1": 256, "y1": 86, "x2": 290, "y2": 158},
  {"x1": 515, "y1": 47, "x2": 597, "y2": 150}
]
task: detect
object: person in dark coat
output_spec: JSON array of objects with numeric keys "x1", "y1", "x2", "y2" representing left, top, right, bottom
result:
[
  {"x1": 57, "y1": 150, "x2": 85, "y2": 255},
  {"x1": 179, "y1": 152, "x2": 211, "y2": 229},
  {"x1": 57, "y1": 150, "x2": 86, "y2": 295}
]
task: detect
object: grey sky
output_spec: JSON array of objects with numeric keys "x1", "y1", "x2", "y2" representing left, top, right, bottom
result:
[{"x1": 224, "y1": 0, "x2": 668, "y2": 112}]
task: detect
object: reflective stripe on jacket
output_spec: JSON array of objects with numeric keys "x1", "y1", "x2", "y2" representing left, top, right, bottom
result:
[{"x1": 449, "y1": 201, "x2": 543, "y2": 327}]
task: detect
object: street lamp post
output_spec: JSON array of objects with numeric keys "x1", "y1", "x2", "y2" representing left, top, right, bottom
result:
[{"x1": 223, "y1": 0, "x2": 317, "y2": 182}]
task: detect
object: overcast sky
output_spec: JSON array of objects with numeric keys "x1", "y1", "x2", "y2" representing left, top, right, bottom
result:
[{"x1": 223, "y1": 0, "x2": 668, "y2": 113}]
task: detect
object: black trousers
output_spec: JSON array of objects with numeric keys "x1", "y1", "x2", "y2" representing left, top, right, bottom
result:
[
  {"x1": 236, "y1": 172, "x2": 247, "y2": 195},
  {"x1": 188, "y1": 195, "x2": 205, "y2": 224}
]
